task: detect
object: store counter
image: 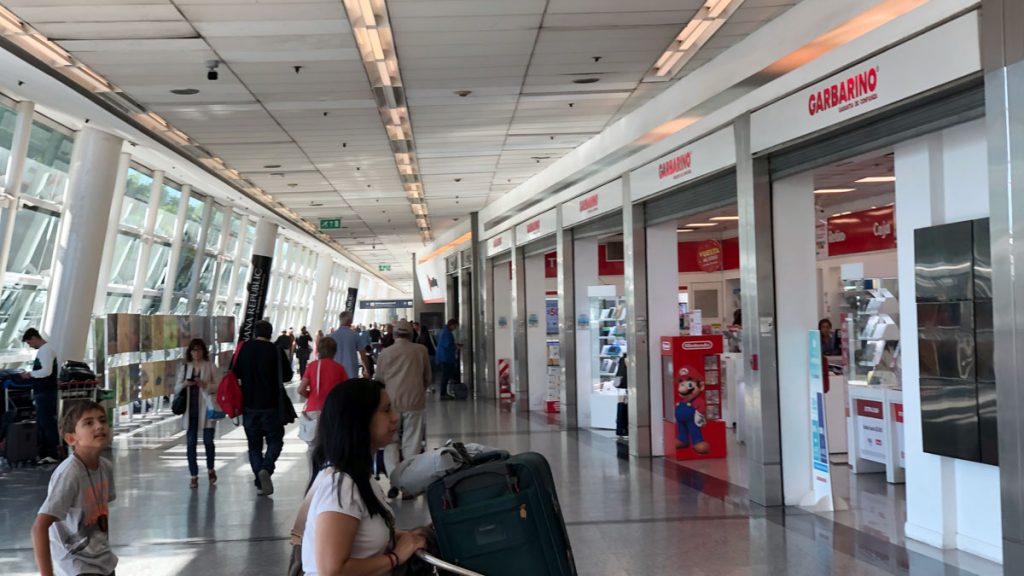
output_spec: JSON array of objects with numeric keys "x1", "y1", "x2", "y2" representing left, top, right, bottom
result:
[
  {"x1": 590, "y1": 390, "x2": 620, "y2": 429},
  {"x1": 847, "y1": 383, "x2": 905, "y2": 483}
]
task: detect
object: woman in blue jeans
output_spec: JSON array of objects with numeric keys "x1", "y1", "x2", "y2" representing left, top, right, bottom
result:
[{"x1": 174, "y1": 338, "x2": 219, "y2": 489}]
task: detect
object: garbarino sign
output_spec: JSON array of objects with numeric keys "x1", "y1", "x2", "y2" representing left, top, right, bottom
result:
[
  {"x1": 561, "y1": 179, "x2": 623, "y2": 228},
  {"x1": 630, "y1": 127, "x2": 735, "y2": 202},
  {"x1": 808, "y1": 67, "x2": 878, "y2": 116}
]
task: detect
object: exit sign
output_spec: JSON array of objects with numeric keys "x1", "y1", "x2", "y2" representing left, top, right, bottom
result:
[
  {"x1": 319, "y1": 218, "x2": 342, "y2": 230},
  {"x1": 378, "y1": 264, "x2": 391, "y2": 272}
]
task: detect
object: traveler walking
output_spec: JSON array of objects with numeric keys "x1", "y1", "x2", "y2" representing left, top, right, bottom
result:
[
  {"x1": 376, "y1": 320, "x2": 431, "y2": 498},
  {"x1": 299, "y1": 379, "x2": 427, "y2": 575},
  {"x1": 233, "y1": 320, "x2": 294, "y2": 496},
  {"x1": 297, "y1": 336, "x2": 348, "y2": 444},
  {"x1": 287, "y1": 328, "x2": 297, "y2": 368},
  {"x1": 380, "y1": 324, "x2": 395, "y2": 350},
  {"x1": 274, "y1": 330, "x2": 293, "y2": 375},
  {"x1": 18, "y1": 328, "x2": 59, "y2": 464},
  {"x1": 296, "y1": 327, "x2": 313, "y2": 376},
  {"x1": 174, "y1": 338, "x2": 219, "y2": 489},
  {"x1": 329, "y1": 312, "x2": 367, "y2": 381},
  {"x1": 435, "y1": 319, "x2": 460, "y2": 400}
]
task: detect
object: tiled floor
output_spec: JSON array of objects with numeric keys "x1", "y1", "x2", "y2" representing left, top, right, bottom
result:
[{"x1": 0, "y1": 390, "x2": 1004, "y2": 575}]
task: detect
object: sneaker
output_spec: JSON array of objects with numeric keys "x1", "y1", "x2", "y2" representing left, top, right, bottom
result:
[
  {"x1": 258, "y1": 469, "x2": 274, "y2": 496},
  {"x1": 38, "y1": 456, "x2": 59, "y2": 465}
]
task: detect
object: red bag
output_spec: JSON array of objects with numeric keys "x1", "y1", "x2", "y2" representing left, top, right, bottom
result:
[{"x1": 217, "y1": 341, "x2": 245, "y2": 419}]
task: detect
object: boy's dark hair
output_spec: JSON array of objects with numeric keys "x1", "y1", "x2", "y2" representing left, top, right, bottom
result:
[
  {"x1": 254, "y1": 320, "x2": 273, "y2": 339},
  {"x1": 21, "y1": 327, "x2": 41, "y2": 343},
  {"x1": 61, "y1": 400, "x2": 105, "y2": 435}
]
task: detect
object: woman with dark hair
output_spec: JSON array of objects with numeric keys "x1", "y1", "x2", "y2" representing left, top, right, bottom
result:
[
  {"x1": 174, "y1": 338, "x2": 220, "y2": 489},
  {"x1": 302, "y1": 379, "x2": 427, "y2": 575}
]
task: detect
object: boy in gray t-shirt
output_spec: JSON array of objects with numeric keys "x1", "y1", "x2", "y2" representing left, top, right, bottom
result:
[{"x1": 32, "y1": 400, "x2": 117, "y2": 576}]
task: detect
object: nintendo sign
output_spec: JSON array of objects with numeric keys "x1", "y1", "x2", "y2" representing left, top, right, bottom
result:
[{"x1": 751, "y1": 14, "x2": 980, "y2": 152}]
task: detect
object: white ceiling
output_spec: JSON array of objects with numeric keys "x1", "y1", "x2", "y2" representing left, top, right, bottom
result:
[{"x1": 3, "y1": 0, "x2": 799, "y2": 292}]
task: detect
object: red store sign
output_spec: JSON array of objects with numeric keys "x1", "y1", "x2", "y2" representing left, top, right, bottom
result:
[
  {"x1": 526, "y1": 219, "x2": 541, "y2": 234},
  {"x1": 659, "y1": 151, "x2": 692, "y2": 181},
  {"x1": 808, "y1": 67, "x2": 879, "y2": 117},
  {"x1": 697, "y1": 240, "x2": 723, "y2": 272},
  {"x1": 827, "y1": 205, "x2": 895, "y2": 257},
  {"x1": 492, "y1": 236, "x2": 503, "y2": 248},
  {"x1": 579, "y1": 194, "x2": 599, "y2": 214}
]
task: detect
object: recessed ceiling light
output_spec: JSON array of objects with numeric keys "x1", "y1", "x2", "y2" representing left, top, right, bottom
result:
[
  {"x1": 814, "y1": 188, "x2": 856, "y2": 194},
  {"x1": 855, "y1": 176, "x2": 896, "y2": 183},
  {"x1": 676, "y1": 229, "x2": 694, "y2": 233},
  {"x1": 572, "y1": 78, "x2": 600, "y2": 84},
  {"x1": 264, "y1": 164, "x2": 282, "y2": 169},
  {"x1": 710, "y1": 216, "x2": 739, "y2": 221},
  {"x1": 684, "y1": 223, "x2": 718, "y2": 228},
  {"x1": 170, "y1": 88, "x2": 200, "y2": 95}
]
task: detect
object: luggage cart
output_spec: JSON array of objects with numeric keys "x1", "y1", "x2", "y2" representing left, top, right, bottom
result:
[
  {"x1": 3, "y1": 378, "x2": 35, "y2": 423},
  {"x1": 415, "y1": 551, "x2": 484, "y2": 576},
  {"x1": 58, "y1": 379, "x2": 102, "y2": 415}
]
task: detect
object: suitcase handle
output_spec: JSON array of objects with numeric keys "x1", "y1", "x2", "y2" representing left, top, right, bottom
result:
[
  {"x1": 442, "y1": 466, "x2": 519, "y2": 509},
  {"x1": 414, "y1": 550, "x2": 484, "y2": 575}
]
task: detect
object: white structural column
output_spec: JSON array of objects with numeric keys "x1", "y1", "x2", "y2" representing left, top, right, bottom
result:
[
  {"x1": 43, "y1": 127, "x2": 124, "y2": 362},
  {"x1": 238, "y1": 219, "x2": 278, "y2": 340},
  {"x1": 573, "y1": 236, "x2": 599, "y2": 429},
  {"x1": 159, "y1": 184, "x2": 191, "y2": 313},
  {"x1": 309, "y1": 256, "x2": 333, "y2": 332},
  {"x1": 188, "y1": 201, "x2": 214, "y2": 314},
  {"x1": 225, "y1": 216, "x2": 249, "y2": 313},
  {"x1": 92, "y1": 152, "x2": 131, "y2": 315},
  {"x1": 523, "y1": 252, "x2": 546, "y2": 412},
  {"x1": 0, "y1": 100, "x2": 34, "y2": 284},
  {"x1": 207, "y1": 205, "x2": 232, "y2": 316},
  {"x1": 130, "y1": 170, "x2": 164, "y2": 311},
  {"x1": 645, "y1": 219, "x2": 678, "y2": 457},
  {"x1": 771, "y1": 172, "x2": 818, "y2": 506}
]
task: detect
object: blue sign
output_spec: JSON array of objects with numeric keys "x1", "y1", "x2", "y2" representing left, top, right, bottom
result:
[{"x1": 359, "y1": 299, "x2": 413, "y2": 309}]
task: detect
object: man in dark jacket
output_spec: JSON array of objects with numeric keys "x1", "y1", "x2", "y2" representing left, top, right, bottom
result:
[{"x1": 233, "y1": 320, "x2": 293, "y2": 496}]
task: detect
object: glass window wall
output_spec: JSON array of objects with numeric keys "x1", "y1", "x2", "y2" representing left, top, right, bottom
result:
[
  {"x1": 6, "y1": 205, "x2": 60, "y2": 276},
  {"x1": 20, "y1": 118, "x2": 72, "y2": 203},
  {"x1": 154, "y1": 182, "x2": 181, "y2": 238},
  {"x1": 0, "y1": 101, "x2": 16, "y2": 183}
]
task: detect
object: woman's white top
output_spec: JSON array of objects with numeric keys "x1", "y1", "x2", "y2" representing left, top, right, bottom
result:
[{"x1": 301, "y1": 469, "x2": 393, "y2": 575}]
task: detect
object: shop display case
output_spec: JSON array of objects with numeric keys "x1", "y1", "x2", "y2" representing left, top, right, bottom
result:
[
  {"x1": 590, "y1": 294, "x2": 626, "y2": 430},
  {"x1": 840, "y1": 278, "x2": 900, "y2": 386},
  {"x1": 545, "y1": 297, "x2": 561, "y2": 413}
]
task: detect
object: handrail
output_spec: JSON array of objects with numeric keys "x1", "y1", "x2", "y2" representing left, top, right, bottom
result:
[{"x1": 414, "y1": 550, "x2": 485, "y2": 576}]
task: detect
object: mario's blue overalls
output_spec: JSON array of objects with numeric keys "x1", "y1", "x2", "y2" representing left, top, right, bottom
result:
[{"x1": 675, "y1": 401, "x2": 704, "y2": 448}]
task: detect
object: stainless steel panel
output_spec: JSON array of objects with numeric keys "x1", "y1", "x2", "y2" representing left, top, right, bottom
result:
[
  {"x1": 973, "y1": 218, "x2": 993, "y2": 300},
  {"x1": 917, "y1": 302, "x2": 976, "y2": 381},
  {"x1": 622, "y1": 174, "x2": 652, "y2": 458},
  {"x1": 920, "y1": 379, "x2": 980, "y2": 462},
  {"x1": 914, "y1": 220, "x2": 974, "y2": 303},
  {"x1": 979, "y1": 381, "x2": 999, "y2": 465},
  {"x1": 556, "y1": 213, "x2": 578, "y2": 430},
  {"x1": 975, "y1": 300, "x2": 994, "y2": 382},
  {"x1": 510, "y1": 237, "x2": 529, "y2": 411}
]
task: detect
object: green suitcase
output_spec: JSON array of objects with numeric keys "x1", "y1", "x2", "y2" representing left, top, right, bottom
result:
[{"x1": 426, "y1": 451, "x2": 577, "y2": 576}]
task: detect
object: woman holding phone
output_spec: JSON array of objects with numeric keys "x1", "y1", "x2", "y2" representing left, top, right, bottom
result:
[{"x1": 175, "y1": 338, "x2": 220, "y2": 489}]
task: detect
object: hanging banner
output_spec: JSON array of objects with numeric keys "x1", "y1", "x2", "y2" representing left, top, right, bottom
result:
[
  {"x1": 808, "y1": 330, "x2": 834, "y2": 510},
  {"x1": 239, "y1": 254, "x2": 273, "y2": 341},
  {"x1": 697, "y1": 240, "x2": 723, "y2": 272},
  {"x1": 344, "y1": 287, "x2": 359, "y2": 314},
  {"x1": 544, "y1": 251, "x2": 558, "y2": 278},
  {"x1": 827, "y1": 205, "x2": 896, "y2": 257}
]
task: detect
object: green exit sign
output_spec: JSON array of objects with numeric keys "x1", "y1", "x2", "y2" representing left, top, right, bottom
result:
[
  {"x1": 319, "y1": 218, "x2": 342, "y2": 230},
  {"x1": 378, "y1": 264, "x2": 391, "y2": 272}
]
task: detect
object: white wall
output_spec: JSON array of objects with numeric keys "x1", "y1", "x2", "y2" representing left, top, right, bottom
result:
[
  {"x1": 895, "y1": 119, "x2": 1001, "y2": 563},
  {"x1": 772, "y1": 172, "x2": 818, "y2": 506},
  {"x1": 574, "y1": 238, "x2": 599, "y2": 427},
  {"x1": 524, "y1": 254, "x2": 548, "y2": 411},
  {"x1": 492, "y1": 260, "x2": 513, "y2": 395},
  {"x1": 647, "y1": 220, "x2": 679, "y2": 456}
]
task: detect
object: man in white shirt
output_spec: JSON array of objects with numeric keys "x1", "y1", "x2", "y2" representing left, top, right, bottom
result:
[{"x1": 20, "y1": 328, "x2": 60, "y2": 464}]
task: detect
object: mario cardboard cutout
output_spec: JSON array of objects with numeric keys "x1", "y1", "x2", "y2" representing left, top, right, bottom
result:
[{"x1": 675, "y1": 370, "x2": 710, "y2": 454}]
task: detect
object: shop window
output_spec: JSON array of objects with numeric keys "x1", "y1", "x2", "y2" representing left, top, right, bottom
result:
[
  {"x1": 153, "y1": 183, "x2": 181, "y2": 239},
  {"x1": 145, "y1": 243, "x2": 171, "y2": 290},
  {"x1": 206, "y1": 209, "x2": 224, "y2": 252},
  {"x1": 0, "y1": 284, "x2": 47, "y2": 353},
  {"x1": 0, "y1": 102, "x2": 16, "y2": 183},
  {"x1": 121, "y1": 168, "x2": 153, "y2": 229},
  {"x1": 104, "y1": 293, "x2": 131, "y2": 314},
  {"x1": 109, "y1": 233, "x2": 141, "y2": 287},
  {"x1": 6, "y1": 205, "x2": 60, "y2": 276},
  {"x1": 20, "y1": 119, "x2": 72, "y2": 203},
  {"x1": 183, "y1": 195, "x2": 205, "y2": 246}
]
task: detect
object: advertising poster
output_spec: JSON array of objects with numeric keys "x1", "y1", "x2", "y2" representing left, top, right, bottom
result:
[
  {"x1": 826, "y1": 205, "x2": 896, "y2": 257},
  {"x1": 117, "y1": 314, "x2": 141, "y2": 353},
  {"x1": 808, "y1": 331, "x2": 834, "y2": 509},
  {"x1": 106, "y1": 315, "x2": 118, "y2": 356},
  {"x1": 139, "y1": 362, "x2": 158, "y2": 400},
  {"x1": 416, "y1": 254, "x2": 447, "y2": 304},
  {"x1": 344, "y1": 287, "x2": 359, "y2": 314},
  {"x1": 164, "y1": 315, "x2": 180, "y2": 350},
  {"x1": 856, "y1": 399, "x2": 886, "y2": 463},
  {"x1": 240, "y1": 254, "x2": 273, "y2": 341},
  {"x1": 140, "y1": 316, "x2": 153, "y2": 352},
  {"x1": 546, "y1": 299, "x2": 559, "y2": 335}
]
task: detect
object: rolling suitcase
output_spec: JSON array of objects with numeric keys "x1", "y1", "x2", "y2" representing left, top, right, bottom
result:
[
  {"x1": 426, "y1": 451, "x2": 576, "y2": 576},
  {"x1": 5, "y1": 420, "x2": 38, "y2": 465}
]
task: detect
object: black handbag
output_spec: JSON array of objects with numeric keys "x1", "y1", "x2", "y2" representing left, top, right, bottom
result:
[{"x1": 172, "y1": 387, "x2": 188, "y2": 416}]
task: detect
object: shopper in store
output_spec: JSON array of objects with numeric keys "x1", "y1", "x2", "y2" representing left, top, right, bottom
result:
[
  {"x1": 296, "y1": 326, "x2": 314, "y2": 377},
  {"x1": 233, "y1": 320, "x2": 294, "y2": 496},
  {"x1": 818, "y1": 318, "x2": 840, "y2": 394},
  {"x1": 18, "y1": 328, "x2": 60, "y2": 464},
  {"x1": 300, "y1": 379, "x2": 427, "y2": 575},
  {"x1": 174, "y1": 338, "x2": 220, "y2": 489},
  {"x1": 376, "y1": 320, "x2": 431, "y2": 498},
  {"x1": 329, "y1": 311, "x2": 367, "y2": 381},
  {"x1": 298, "y1": 335, "x2": 348, "y2": 444},
  {"x1": 435, "y1": 319, "x2": 460, "y2": 400}
]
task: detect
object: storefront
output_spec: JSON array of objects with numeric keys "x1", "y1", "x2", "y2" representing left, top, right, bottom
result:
[
  {"x1": 512, "y1": 210, "x2": 559, "y2": 414},
  {"x1": 747, "y1": 12, "x2": 998, "y2": 561},
  {"x1": 485, "y1": 230, "x2": 513, "y2": 400}
]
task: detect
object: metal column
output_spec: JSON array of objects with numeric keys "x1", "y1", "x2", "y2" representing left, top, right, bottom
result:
[
  {"x1": 480, "y1": 255, "x2": 495, "y2": 399},
  {"x1": 458, "y1": 262, "x2": 475, "y2": 392},
  {"x1": 556, "y1": 211, "x2": 578, "y2": 430},
  {"x1": 0, "y1": 100, "x2": 35, "y2": 285},
  {"x1": 510, "y1": 231, "x2": 529, "y2": 410},
  {"x1": 982, "y1": 0, "x2": 1024, "y2": 569},
  {"x1": 734, "y1": 115, "x2": 784, "y2": 507},
  {"x1": 622, "y1": 174, "x2": 652, "y2": 457},
  {"x1": 470, "y1": 212, "x2": 490, "y2": 397}
]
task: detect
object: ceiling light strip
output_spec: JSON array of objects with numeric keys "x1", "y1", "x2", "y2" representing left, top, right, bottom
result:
[
  {"x1": 342, "y1": 0, "x2": 432, "y2": 242},
  {"x1": 648, "y1": 0, "x2": 747, "y2": 81}
]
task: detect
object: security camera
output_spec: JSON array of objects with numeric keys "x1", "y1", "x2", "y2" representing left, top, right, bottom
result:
[{"x1": 206, "y1": 60, "x2": 220, "y2": 81}]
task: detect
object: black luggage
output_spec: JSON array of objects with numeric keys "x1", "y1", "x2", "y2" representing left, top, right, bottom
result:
[
  {"x1": 450, "y1": 382, "x2": 469, "y2": 400},
  {"x1": 426, "y1": 451, "x2": 576, "y2": 576},
  {"x1": 59, "y1": 360, "x2": 96, "y2": 383},
  {"x1": 5, "y1": 420, "x2": 38, "y2": 465}
]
